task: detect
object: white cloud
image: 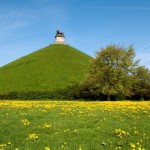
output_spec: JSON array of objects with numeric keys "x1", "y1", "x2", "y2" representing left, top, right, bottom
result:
[
  {"x1": 0, "y1": 10, "x2": 30, "y2": 34},
  {"x1": 138, "y1": 42, "x2": 150, "y2": 52},
  {"x1": 136, "y1": 52, "x2": 150, "y2": 69},
  {"x1": 81, "y1": 6, "x2": 150, "y2": 11},
  {"x1": 0, "y1": 3, "x2": 68, "y2": 32},
  {"x1": 0, "y1": 4, "x2": 68, "y2": 44},
  {"x1": 135, "y1": 41, "x2": 150, "y2": 69}
]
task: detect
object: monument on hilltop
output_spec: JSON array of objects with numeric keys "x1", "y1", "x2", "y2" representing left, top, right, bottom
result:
[{"x1": 55, "y1": 30, "x2": 65, "y2": 44}]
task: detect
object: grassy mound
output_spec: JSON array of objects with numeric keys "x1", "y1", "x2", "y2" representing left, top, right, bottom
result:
[{"x1": 0, "y1": 44, "x2": 91, "y2": 95}]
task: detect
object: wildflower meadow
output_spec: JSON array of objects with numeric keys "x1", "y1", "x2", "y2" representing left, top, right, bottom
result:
[{"x1": 0, "y1": 101, "x2": 149, "y2": 150}]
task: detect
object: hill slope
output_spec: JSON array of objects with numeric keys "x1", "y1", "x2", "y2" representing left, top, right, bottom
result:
[{"x1": 0, "y1": 44, "x2": 91, "y2": 94}]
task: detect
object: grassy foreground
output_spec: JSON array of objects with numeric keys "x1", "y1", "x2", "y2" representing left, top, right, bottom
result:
[{"x1": 0, "y1": 101, "x2": 149, "y2": 150}]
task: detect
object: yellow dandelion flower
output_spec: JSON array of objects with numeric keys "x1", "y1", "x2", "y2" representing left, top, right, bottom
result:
[
  {"x1": 0, "y1": 143, "x2": 7, "y2": 147},
  {"x1": 29, "y1": 133, "x2": 38, "y2": 141},
  {"x1": 42, "y1": 123, "x2": 52, "y2": 129},
  {"x1": 45, "y1": 147, "x2": 50, "y2": 150},
  {"x1": 21, "y1": 119, "x2": 30, "y2": 126},
  {"x1": 130, "y1": 143, "x2": 136, "y2": 149}
]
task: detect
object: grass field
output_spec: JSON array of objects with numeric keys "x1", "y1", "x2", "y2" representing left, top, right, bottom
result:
[{"x1": 0, "y1": 101, "x2": 149, "y2": 150}]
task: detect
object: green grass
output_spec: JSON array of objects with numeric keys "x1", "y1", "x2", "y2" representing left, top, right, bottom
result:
[
  {"x1": 0, "y1": 101, "x2": 149, "y2": 150},
  {"x1": 0, "y1": 44, "x2": 91, "y2": 94}
]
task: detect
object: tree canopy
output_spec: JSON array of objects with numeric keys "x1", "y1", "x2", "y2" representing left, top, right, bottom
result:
[
  {"x1": 80, "y1": 44, "x2": 150, "y2": 100},
  {"x1": 132, "y1": 66, "x2": 150, "y2": 100}
]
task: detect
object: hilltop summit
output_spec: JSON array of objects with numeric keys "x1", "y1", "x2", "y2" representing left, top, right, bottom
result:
[{"x1": 55, "y1": 30, "x2": 65, "y2": 44}]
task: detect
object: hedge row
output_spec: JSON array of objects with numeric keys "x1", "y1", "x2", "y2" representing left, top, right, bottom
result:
[
  {"x1": 0, "y1": 91, "x2": 71, "y2": 100},
  {"x1": 0, "y1": 84, "x2": 149, "y2": 100}
]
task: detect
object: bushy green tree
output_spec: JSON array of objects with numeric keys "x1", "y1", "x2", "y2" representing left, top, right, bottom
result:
[
  {"x1": 132, "y1": 66, "x2": 150, "y2": 100},
  {"x1": 86, "y1": 44, "x2": 138, "y2": 100}
]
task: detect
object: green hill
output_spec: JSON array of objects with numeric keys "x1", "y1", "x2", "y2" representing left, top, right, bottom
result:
[{"x1": 0, "y1": 44, "x2": 91, "y2": 96}]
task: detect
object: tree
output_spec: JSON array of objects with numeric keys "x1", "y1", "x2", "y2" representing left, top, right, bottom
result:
[
  {"x1": 132, "y1": 66, "x2": 150, "y2": 100},
  {"x1": 86, "y1": 44, "x2": 138, "y2": 100}
]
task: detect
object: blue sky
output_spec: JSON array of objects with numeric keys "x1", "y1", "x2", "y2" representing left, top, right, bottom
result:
[{"x1": 0, "y1": 0, "x2": 150, "y2": 69}]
